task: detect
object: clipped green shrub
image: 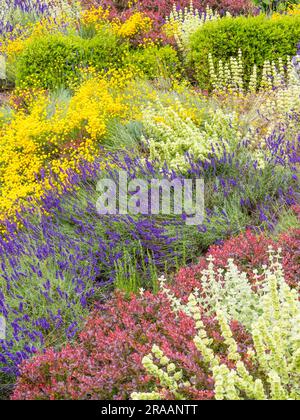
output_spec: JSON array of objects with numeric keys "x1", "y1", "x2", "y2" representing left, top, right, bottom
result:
[
  {"x1": 128, "y1": 45, "x2": 180, "y2": 79},
  {"x1": 15, "y1": 30, "x2": 127, "y2": 89},
  {"x1": 189, "y1": 14, "x2": 300, "y2": 89}
]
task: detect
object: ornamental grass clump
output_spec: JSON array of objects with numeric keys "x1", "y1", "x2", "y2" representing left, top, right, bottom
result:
[{"x1": 132, "y1": 252, "x2": 300, "y2": 400}]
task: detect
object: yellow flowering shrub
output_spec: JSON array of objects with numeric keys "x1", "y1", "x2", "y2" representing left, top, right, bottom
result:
[
  {"x1": 113, "y1": 12, "x2": 152, "y2": 39},
  {"x1": 0, "y1": 75, "x2": 128, "y2": 220}
]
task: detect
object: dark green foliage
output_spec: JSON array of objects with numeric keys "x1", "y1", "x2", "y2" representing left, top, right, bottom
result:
[{"x1": 189, "y1": 14, "x2": 300, "y2": 89}]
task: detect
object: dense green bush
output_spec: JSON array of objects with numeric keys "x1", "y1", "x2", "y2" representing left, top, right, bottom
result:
[
  {"x1": 15, "y1": 32, "x2": 180, "y2": 89},
  {"x1": 126, "y1": 45, "x2": 180, "y2": 79},
  {"x1": 15, "y1": 30, "x2": 126, "y2": 89},
  {"x1": 189, "y1": 14, "x2": 300, "y2": 89}
]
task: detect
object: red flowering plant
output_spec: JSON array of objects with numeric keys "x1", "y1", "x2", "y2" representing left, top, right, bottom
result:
[{"x1": 12, "y1": 290, "x2": 254, "y2": 400}]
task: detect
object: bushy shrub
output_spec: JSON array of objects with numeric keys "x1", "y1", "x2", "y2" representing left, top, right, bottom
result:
[
  {"x1": 189, "y1": 14, "x2": 300, "y2": 89},
  {"x1": 125, "y1": 45, "x2": 180, "y2": 79},
  {"x1": 15, "y1": 30, "x2": 126, "y2": 88},
  {"x1": 12, "y1": 249, "x2": 299, "y2": 400}
]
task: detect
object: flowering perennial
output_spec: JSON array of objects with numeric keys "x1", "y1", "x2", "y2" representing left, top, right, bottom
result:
[{"x1": 132, "y1": 255, "x2": 300, "y2": 400}]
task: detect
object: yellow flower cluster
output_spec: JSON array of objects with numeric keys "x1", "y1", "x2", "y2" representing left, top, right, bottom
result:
[
  {"x1": 0, "y1": 15, "x2": 75, "y2": 58},
  {"x1": 113, "y1": 12, "x2": 152, "y2": 39},
  {"x1": 0, "y1": 75, "x2": 129, "y2": 221},
  {"x1": 81, "y1": 6, "x2": 110, "y2": 30}
]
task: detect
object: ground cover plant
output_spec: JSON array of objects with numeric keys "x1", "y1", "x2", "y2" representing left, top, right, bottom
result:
[{"x1": 0, "y1": 0, "x2": 299, "y2": 400}]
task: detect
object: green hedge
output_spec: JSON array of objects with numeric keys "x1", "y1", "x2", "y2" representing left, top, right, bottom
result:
[
  {"x1": 16, "y1": 30, "x2": 127, "y2": 89},
  {"x1": 189, "y1": 14, "x2": 300, "y2": 89}
]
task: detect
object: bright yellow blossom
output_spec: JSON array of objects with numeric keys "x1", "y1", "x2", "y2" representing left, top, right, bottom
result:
[{"x1": 0, "y1": 75, "x2": 129, "y2": 221}]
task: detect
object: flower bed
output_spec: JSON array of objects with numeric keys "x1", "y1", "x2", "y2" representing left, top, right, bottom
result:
[{"x1": 0, "y1": 0, "x2": 299, "y2": 401}]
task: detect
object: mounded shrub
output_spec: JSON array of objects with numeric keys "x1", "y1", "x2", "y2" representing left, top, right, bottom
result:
[{"x1": 189, "y1": 14, "x2": 300, "y2": 88}]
